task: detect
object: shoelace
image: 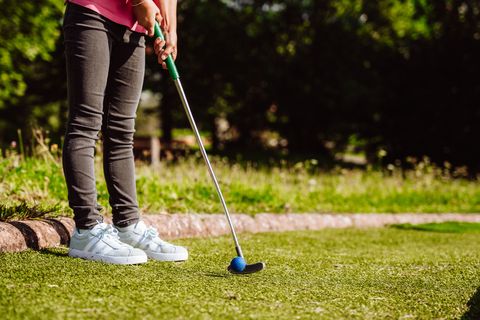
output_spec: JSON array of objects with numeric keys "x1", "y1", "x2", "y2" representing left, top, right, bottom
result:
[
  {"x1": 98, "y1": 224, "x2": 128, "y2": 246},
  {"x1": 144, "y1": 226, "x2": 169, "y2": 246}
]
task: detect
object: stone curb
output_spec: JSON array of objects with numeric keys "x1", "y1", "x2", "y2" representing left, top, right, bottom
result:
[{"x1": 2, "y1": 213, "x2": 480, "y2": 253}]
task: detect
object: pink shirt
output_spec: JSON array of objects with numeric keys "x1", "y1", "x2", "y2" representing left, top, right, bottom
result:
[{"x1": 69, "y1": 0, "x2": 157, "y2": 33}]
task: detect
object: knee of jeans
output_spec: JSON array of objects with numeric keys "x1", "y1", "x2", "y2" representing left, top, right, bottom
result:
[
  {"x1": 103, "y1": 120, "x2": 136, "y2": 146},
  {"x1": 67, "y1": 113, "x2": 103, "y2": 140}
]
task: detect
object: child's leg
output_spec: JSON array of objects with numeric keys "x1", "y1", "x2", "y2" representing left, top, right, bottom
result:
[
  {"x1": 102, "y1": 28, "x2": 146, "y2": 228},
  {"x1": 62, "y1": 4, "x2": 112, "y2": 229}
]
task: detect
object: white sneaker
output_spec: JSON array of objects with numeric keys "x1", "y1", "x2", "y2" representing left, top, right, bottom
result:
[
  {"x1": 117, "y1": 221, "x2": 188, "y2": 262},
  {"x1": 69, "y1": 223, "x2": 148, "y2": 265}
]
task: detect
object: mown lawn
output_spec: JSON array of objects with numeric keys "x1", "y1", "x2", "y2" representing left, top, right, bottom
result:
[
  {"x1": 1, "y1": 154, "x2": 480, "y2": 220},
  {"x1": 1, "y1": 228, "x2": 480, "y2": 319}
]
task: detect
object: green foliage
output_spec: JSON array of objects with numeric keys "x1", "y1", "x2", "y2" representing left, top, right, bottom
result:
[
  {"x1": 1, "y1": 146, "x2": 480, "y2": 216},
  {"x1": 334, "y1": 0, "x2": 435, "y2": 43},
  {"x1": 2, "y1": 229, "x2": 480, "y2": 318},
  {"x1": 0, "y1": 0, "x2": 64, "y2": 109},
  {"x1": 161, "y1": 0, "x2": 480, "y2": 167},
  {"x1": 0, "y1": 201, "x2": 61, "y2": 222},
  {"x1": 2, "y1": 0, "x2": 480, "y2": 168}
]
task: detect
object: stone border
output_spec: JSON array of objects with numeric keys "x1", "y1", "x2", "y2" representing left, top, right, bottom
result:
[{"x1": 2, "y1": 213, "x2": 480, "y2": 253}]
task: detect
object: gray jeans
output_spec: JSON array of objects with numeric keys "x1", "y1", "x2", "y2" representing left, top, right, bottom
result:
[{"x1": 63, "y1": 3, "x2": 145, "y2": 229}]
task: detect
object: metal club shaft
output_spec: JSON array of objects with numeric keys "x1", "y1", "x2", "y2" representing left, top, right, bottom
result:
[{"x1": 173, "y1": 79, "x2": 244, "y2": 258}]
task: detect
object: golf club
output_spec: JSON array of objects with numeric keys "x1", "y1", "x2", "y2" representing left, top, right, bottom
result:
[{"x1": 153, "y1": 22, "x2": 265, "y2": 274}]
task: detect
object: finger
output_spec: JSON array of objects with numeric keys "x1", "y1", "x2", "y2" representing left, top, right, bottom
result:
[
  {"x1": 168, "y1": 47, "x2": 177, "y2": 61},
  {"x1": 146, "y1": 23, "x2": 154, "y2": 37},
  {"x1": 161, "y1": 46, "x2": 174, "y2": 60},
  {"x1": 154, "y1": 39, "x2": 166, "y2": 55},
  {"x1": 150, "y1": 11, "x2": 161, "y2": 37},
  {"x1": 160, "y1": 19, "x2": 169, "y2": 32},
  {"x1": 157, "y1": 56, "x2": 167, "y2": 69},
  {"x1": 154, "y1": 38, "x2": 161, "y2": 52},
  {"x1": 155, "y1": 12, "x2": 162, "y2": 25},
  {"x1": 162, "y1": 49, "x2": 174, "y2": 60},
  {"x1": 158, "y1": 44, "x2": 166, "y2": 56},
  {"x1": 162, "y1": 61, "x2": 167, "y2": 70},
  {"x1": 159, "y1": 40, "x2": 167, "y2": 51},
  {"x1": 145, "y1": 17, "x2": 156, "y2": 37}
]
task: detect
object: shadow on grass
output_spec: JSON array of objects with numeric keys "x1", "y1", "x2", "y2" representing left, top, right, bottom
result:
[
  {"x1": 391, "y1": 222, "x2": 480, "y2": 234},
  {"x1": 39, "y1": 248, "x2": 69, "y2": 258},
  {"x1": 461, "y1": 287, "x2": 480, "y2": 320}
]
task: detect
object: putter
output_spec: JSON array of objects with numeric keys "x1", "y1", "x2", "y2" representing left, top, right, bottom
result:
[{"x1": 154, "y1": 23, "x2": 265, "y2": 274}]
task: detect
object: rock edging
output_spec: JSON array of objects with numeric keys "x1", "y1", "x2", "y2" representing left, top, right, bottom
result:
[{"x1": 2, "y1": 213, "x2": 480, "y2": 253}]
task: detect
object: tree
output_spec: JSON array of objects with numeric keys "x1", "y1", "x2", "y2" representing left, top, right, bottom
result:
[{"x1": 0, "y1": 0, "x2": 65, "y2": 146}]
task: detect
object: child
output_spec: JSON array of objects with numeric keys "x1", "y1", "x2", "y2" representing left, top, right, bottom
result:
[{"x1": 63, "y1": 0, "x2": 187, "y2": 264}]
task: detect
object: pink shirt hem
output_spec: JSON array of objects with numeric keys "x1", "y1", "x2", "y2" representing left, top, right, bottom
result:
[{"x1": 68, "y1": 0, "x2": 146, "y2": 33}]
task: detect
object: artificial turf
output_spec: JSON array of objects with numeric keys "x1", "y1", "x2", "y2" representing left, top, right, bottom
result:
[
  {"x1": 393, "y1": 221, "x2": 480, "y2": 234},
  {"x1": 1, "y1": 228, "x2": 480, "y2": 319}
]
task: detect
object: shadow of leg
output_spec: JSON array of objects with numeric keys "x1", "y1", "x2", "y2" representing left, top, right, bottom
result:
[
  {"x1": 462, "y1": 287, "x2": 480, "y2": 320},
  {"x1": 39, "y1": 248, "x2": 69, "y2": 258},
  {"x1": 7, "y1": 221, "x2": 40, "y2": 250},
  {"x1": 6, "y1": 219, "x2": 73, "y2": 251},
  {"x1": 45, "y1": 218, "x2": 71, "y2": 246}
]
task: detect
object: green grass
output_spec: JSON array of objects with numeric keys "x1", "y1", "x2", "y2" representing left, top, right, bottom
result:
[
  {"x1": 1, "y1": 152, "x2": 480, "y2": 220},
  {"x1": 1, "y1": 228, "x2": 480, "y2": 319},
  {"x1": 0, "y1": 201, "x2": 61, "y2": 221},
  {"x1": 393, "y1": 221, "x2": 480, "y2": 233}
]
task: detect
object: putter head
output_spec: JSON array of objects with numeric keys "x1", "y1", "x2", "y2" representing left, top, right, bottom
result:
[{"x1": 228, "y1": 262, "x2": 266, "y2": 274}]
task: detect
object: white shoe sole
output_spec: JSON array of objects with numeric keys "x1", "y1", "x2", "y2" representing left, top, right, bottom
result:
[
  {"x1": 146, "y1": 250, "x2": 189, "y2": 262},
  {"x1": 69, "y1": 249, "x2": 148, "y2": 265}
]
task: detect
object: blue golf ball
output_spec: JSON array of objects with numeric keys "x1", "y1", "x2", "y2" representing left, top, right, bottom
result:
[{"x1": 230, "y1": 256, "x2": 246, "y2": 272}]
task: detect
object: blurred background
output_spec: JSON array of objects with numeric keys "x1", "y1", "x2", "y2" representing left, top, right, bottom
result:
[{"x1": 1, "y1": 0, "x2": 479, "y2": 172}]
